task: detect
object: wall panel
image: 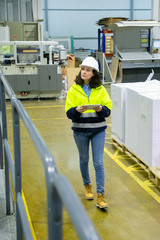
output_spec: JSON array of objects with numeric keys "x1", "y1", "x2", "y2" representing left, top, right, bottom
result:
[
  {"x1": 134, "y1": 0, "x2": 152, "y2": 9},
  {"x1": 48, "y1": 11, "x2": 130, "y2": 37},
  {"x1": 134, "y1": 11, "x2": 152, "y2": 20},
  {"x1": 48, "y1": 0, "x2": 130, "y2": 9},
  {"x1": 44, "y1": 0, "x2": 152, "y2": 50}
]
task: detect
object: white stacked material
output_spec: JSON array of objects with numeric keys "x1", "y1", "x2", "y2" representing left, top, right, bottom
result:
[
  {"x1": 146, "y1": 79, "x2": 160, "y2": 86},
  {"x1": 137, "y1": 92, "x2": 160, "y2": 166},
  {"x1": 111, "y1": 83, "x2": 126, "y2": 145},
  {"x1": 111, "y1": 82, "x2": 144, "y2": 145},
  {"x1": 111, "y1": 80, "x2": 160, "y2": 167},
  {"x1": 125, "y1": 84, "x2": 160, "y2": 156}
]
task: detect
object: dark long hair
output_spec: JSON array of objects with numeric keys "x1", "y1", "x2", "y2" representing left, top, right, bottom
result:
[{"x1": 75, "y1": 69, "x2": 102, "y2": 88}]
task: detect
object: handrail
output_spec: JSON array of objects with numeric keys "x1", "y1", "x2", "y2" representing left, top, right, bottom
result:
[{"x1": 0, "y1": 66, "x2": 101, "y2": 240}]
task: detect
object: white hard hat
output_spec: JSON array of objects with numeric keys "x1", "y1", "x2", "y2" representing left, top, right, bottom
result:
[{"x1": 81, "y1": 56, "x2": 99, "y2": 72}]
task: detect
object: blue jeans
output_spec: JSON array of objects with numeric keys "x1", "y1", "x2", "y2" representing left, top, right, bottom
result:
[{"x1": 73, "y1": 130, "x2": 105, "y2": 195}]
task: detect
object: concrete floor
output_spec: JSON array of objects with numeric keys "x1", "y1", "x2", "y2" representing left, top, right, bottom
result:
[{"x1": 5, "y1": 89, "x2": 160, "y2": 240}]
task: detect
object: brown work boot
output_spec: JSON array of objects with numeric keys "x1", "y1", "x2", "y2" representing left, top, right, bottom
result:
[
  {"x1": 85, "y1": 184, "x2": 94, "y2": 200},
  {"x1": 97, "y1": 193, "x2": 108, "y2": 208}
]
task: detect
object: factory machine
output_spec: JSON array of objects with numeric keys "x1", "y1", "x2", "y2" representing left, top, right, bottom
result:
[
  {"x1": 108, "y1": 21, "x2": 160, "y2": 82},
  {"x1": 0, "y1": 40, "x2": 67, "y2": 98}
]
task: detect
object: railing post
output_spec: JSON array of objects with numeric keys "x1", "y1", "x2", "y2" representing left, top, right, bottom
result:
[
  {"x1": 47, "y1": 181, "x2": 63, "y2": 239},
  {"x1": 0, "y1": 112, "x2": 3, "y2": 169},
  {"x1": 102, "y1": 53, "x2": 105, "y2": 85},
  {"x1": 12, "y1": 101, "x2": 22, "y2": 240},
  {"x1": 0, "y1": 80, "x2": 10, "y2": 215},
  {"x1": 0, "y1": 80, "x2": 4, "y2": 169}
]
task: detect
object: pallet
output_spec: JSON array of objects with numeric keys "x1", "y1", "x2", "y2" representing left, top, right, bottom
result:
[
  {"x1": 112, "y1": 138, "x2": 160, "y2": 189},
  {"x1": 149, "y1": 167, "x2": 160, "y2": 188}
]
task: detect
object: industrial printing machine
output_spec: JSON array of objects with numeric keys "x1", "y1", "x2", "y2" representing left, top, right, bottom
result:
[
  {"x1": 0, "y1": 40, "x2": 67, "y2": 99},
  {"x1": 109, "y1": 21, "x2": 160, "y2": 82}
]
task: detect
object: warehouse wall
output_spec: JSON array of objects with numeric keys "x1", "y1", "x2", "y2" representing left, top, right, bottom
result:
[{"x1": 43, "y1": 0, "x2": 152, "y2": 50}]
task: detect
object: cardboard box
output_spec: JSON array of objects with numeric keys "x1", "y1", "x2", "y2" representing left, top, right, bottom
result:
[
  {"x1": 66, "y1": 68, "x2": 81, "y2": 90},
  {"x1": 61, "y1": 66, "x2": 81, "y2": 90},
  {"x1": 96, "y1": 17, "x2": 129, "y2": 29},
  {"x1": 75, "y1": 57, "x2": 81, "y2": 67},
  {"x1": 66, "y1": 54, "x2": 75, "y2": 68},
  {"x1": 110, "y1": 57, "x2": 120, "y2": 82}
]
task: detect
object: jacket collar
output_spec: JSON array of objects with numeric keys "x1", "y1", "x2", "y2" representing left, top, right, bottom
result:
[{"x1": 72, "y1": 84, "x2": 102, "y2": 92}]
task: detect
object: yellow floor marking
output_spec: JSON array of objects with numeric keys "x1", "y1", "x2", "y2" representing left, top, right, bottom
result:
[
  {"x1": 24, "y1": 105, "x2": 65, "y2": 109},
  {"x1": 104, "y1": 147, "x2": 160, "y2": 204},
  {"x1": 117, "y1": 155, "x2": 131, "y2": 160},
  {"x1": 105, "y1": 141, "x2": 113, "y2": 145},
  {"x1": 113, "y1": 149, "x2": 119, "y2": 157},
  {"x1": 31, "y1": 117, "x2": 67, "y2": 121},
  {"x1": 143, "y1": 180, "x2": 156, "y2": 188},
  {"x1": 7, "y1": 117, "x2": 67, "y2": 123},
  {"x1": 6, "y1": 105, "x2": 65, "y2": 110},
  {"x1": 127, "y1": 164, "x2": 144, "y2": 172},
  {"x1": 22, "y1": 191, "x2": 37, "y2": 240},
  {"x1": 113, "y1": 150, "x2": 134, "y2": 160}
]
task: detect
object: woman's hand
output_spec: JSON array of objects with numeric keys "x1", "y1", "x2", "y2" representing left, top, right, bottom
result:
[
  {"x1": 93, "y1": 105, "x2": 102, "y2": 112},
  {"x1": 76, "y1": 106, "x2": 88, "y2": 113}
]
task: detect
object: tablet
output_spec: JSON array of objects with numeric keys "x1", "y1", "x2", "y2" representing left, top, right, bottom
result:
[{"x1": 82, "y1": 104, "x2": 101, "y2": 110}]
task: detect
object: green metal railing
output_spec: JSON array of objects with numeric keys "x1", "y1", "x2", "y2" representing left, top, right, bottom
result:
[{"x1": 0, "y1": 66, "x2": 101, "y2": 240}]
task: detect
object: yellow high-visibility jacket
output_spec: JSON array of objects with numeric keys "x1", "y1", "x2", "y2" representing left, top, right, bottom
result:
[{"x1": 65, "y1": 83, "x2": 112, "y2": 132}]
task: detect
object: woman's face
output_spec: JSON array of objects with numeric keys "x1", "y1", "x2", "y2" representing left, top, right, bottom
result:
[{"x1": 81, "y1": 66, "x2": 94, "y2": 83}]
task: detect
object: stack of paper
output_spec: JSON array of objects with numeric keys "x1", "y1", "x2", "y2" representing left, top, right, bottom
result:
[
  {"x1": 125, "y1": 84, "x2": 160, "y2": 156},
  {"x1": 111, "y1": 80, "x2": 160, "y2": 166},
  {"x1": 137, "y1": 92, "x2": 160, "y2": 166},
  {"x1": 111, "y1": 83, "x2": 126, "y2": 145},
  {"x1": 111, "y1": 82, "x2": 144, "y2": 145}
]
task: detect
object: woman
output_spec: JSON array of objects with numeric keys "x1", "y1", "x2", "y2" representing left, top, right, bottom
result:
[{"x1": 65, "y1": 56, "x2": 112, "y2": 208}]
